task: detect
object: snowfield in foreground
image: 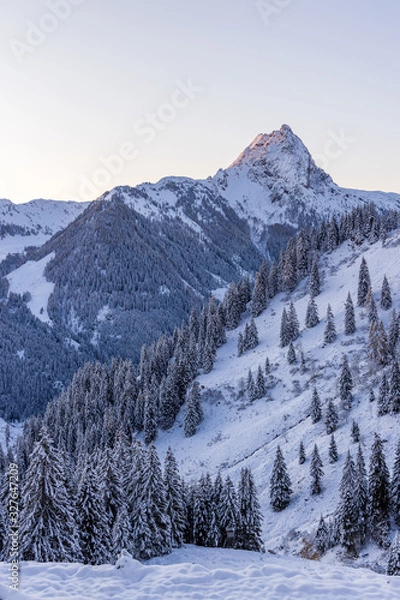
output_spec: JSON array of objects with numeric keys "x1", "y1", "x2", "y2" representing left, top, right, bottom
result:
[{"x1": 1, "y1": 546, "x2": 400, "y2": 600}]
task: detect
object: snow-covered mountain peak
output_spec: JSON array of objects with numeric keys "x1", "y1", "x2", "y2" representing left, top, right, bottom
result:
[{"x1": 228, "y1": 124, "x2": 333, "y2": 192}]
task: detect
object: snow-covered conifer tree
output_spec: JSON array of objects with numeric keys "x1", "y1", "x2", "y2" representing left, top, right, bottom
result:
[
  {"x1": 344, "y1": 292, "x2": 356, "y2": 335},
  {"x1": 355, "y1": 444, "x2": 369, "y2": 546},
  {"x1": 391, "y1": 440, "x2": 400, "y2": 527},
  {"x1": 310, "y1": 444, "x2": 324, "y2": 495},
  {"x1": 381, "y1": 275, "x2": 392, "y2": 310},
  {"x1": 329, "y1": 434, "x2": 338, "y2": 463},
  {"x1": 251, "y1": 271, "x2": 267, "y2": 317},
  {"x1": 357, "y1": 257, "x2": 371, "y2": 307},
  {"x1": 339, "y1": 354, "x2": 353, "y2": 410},
  {"x1": 184, "y1": 381, "x2": 203, "y2": 437},
  {"x1": 270, "y1": 446, "x2": 292, "y2": 511},
  {"x1": 369, "y1": 433, "x2": 390, "y2": 547},
  {"x1": 314, "y1": 515, "x2": 329, "y2": 554},
  {"x1": 335, "y1": 451, "x2": 358, "y2": 556},
  {"x1": 19, "y1": 427, "x2": 81, "y2": 563},
  {"x1": 164, "y1": 446, "x2": 186, "y2": 548},
  {"x1": 351, "y1": 420, "x2": 360, "y2": 443},
  {"x1": 280, "y1": 308, "x2": 290, "y2": 347},
  {"x1": 287, "y1": 342, "x2": 296, "y2": 365},
  {"x1": 305, "y1": 297, "x2": 319, "y2": 328},
  {"x1": 387, "y1": 532, "x2": 400, "y2": 576},
  {"x1": 299, "y1": 441, "x2": 306, "y2": 464},
  {"x1": 236, "y1": 467, "x2": 264, "y2": 552},
  {"x1": 325, "y1": 400, "x2": 339, "y2": 435},
  {"x1": 309, "y1": 259, "x2": 321, "y2": 297},
  {"x1": 324, "y1": 304, "x2": 336, "y2": 343},
  {"x1": 310, "y1": 387, "x2": 322, "y2": 424},
  {"x1": 389, "y1": 359, "x2": 400, "y2": 413}
]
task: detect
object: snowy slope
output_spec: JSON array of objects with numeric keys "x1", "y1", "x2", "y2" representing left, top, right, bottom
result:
[
  {"x1": 150, "y1": 229, "x2": 400, "y2": 562},
  {"x1": 6, "y1": 253, "x2": 55, "y2": 323},
  {"x1": 1, "y1": 546, "x2": 400, "y2": 600},
  {"x1": 0, "y1": 199, "x2": 88, "y2": 259}
]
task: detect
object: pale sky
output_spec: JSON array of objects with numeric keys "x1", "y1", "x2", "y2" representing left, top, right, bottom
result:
[{"x1": 0, "y1": 0, "x2": 399, "y2": 203}]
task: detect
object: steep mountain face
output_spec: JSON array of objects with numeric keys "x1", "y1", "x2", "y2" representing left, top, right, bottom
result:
[{"x1": 1, "y1": 125, "x2": 400, "y2": 419}]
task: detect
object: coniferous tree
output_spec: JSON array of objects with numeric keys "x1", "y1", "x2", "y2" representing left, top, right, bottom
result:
[
  {"x1": 192, "y1": 473, "x2": 215, "y2": 547},
  {"x1": 247, "y1": 369, "x2": 257, "y2": 402},
  {"x1": 329, "y1": 434, "x2": 338, "y2": 463},
  {"x1": 112, "y1": 502, "x2": 132, "y2": 556},
  {"x1": 280, "y1": 308, "x2": 290, "y2": 347},
  {"x1": 76, "y1": 453, "x2": 112, "y2": 565},
  {"x1": 309, "y1": 259, "x2": 321, "y2": 297},
  {"x1": 369, "y1": 389, "x2": 375, "y2": 403},
  {"x1": 305, "y1": 297, "x2": 319, "y2": 328},
  {"x1": 339, "y1": 354, "x2": 353, "y2": 410},
  {"x1": 251, "y1": 271, "x2": 267, "y2": 317},
  {"x1": 133, "y1": 444, "x2": 172, "y2": 559},
  {"x1": 369, "y1": 320, "x2": 389, "y2": 366},
  {"x1": 344, "y1": 292, "x2": 356, "y2": 335},
  {"x1": 335, "y1": 451, "x2": 358, "y2": 556},
  {"x1": 351, "y1": 421, "x2": 360, "y2": 443},
  {"x1": 355, "y1": 444, "x2": 369, "y2": 547},
  {"x1": 325, "y1": 400, "x2": 339, "y2": 435},
  {"x1": 314, "y1": 515, "x2": 329, "y2": 554},
  {"x1": 369, "y1": 433, "x2": 390, "y2": 547},
  {"x1": 367, "y1": 291, "x2": 378, "y2": 325},
  {"x1": 287, "y1": 342, "x2": 296, "y2": 365},
  {"x1": 324, "y1": 304, "x2": 336, "y2": 343},
  {"x1": 97, "y1": 447, "x2": 124, "y2": 534},
  {"x1": 255, "y1": 365, "x2": 266, "y2": 399},
  {"x1": 388, "y1": 309, "x2": 399, "y2": 356},
  {"x1": 310, "y1": 387, "x2": 322, "y2": 424},
  {"x1": 377, "y1": 373, "x2": 390, "y2": 416},
  {"x1": 224, "y1": 283, "x2": 241, "y2": 330},
  {"x1": 245, "y1": 317, "x2": 259, "y2": 350},
  {"x1": 391, "y1": 440, "x2": 400, "y2": 527},
  {"x1": 143, "y1": 385, "x2": 158, "y2": 445},
  {"x1": 310, "y1": 444, "x2": 324, "y2": 496},
  {"x1": 236, "y1": 467, "x2": 264, "y2": 552},
  {"x1": 164, "y1": 447, "x2": 186, "y2": 548},
  {"x1": 381, "y1": 275, "x2": 392, "y2": 310},
  {"x1": 265, "y1": 357, "x2": 271, "y2": 375},
  {"x1": 299, "y1": 441, "x2": 306, "y2": 464},
  {"x1": 184, "y1": 382, "x2": 203, "y2": 438},
  {"x1": 387, "y1": 532, "x2": 400, "y2": 576},
  {"x1": 270, "y1": 446, "x2": 292, "y2": 511},
  {"x1": 237, "y1": 332, "x2": 244, "y2": 357},
  {"x1": 19, "y1": 428, "x2": 81, "y2": 563},
  {"x1": 389, "y1": 360, "x2": 400, "y2": 413},
  {"x1": 357, "y1": 257, "x2": 371, "y2": 307},
  {"x1": 218, "y1": 475, "x2": 238, "y2": 546},
  {"x1": 288, "y1": 301, "x2": 300, "y2": 342}
]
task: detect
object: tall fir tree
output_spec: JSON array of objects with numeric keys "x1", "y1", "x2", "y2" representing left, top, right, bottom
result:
[
  {"x1": 287, "y1": 342, "x2": 296, "y2": 365},
  {"x1": 335, "y1": 451, "x2": 358, "y2": 556},
  {"x1": 357, "y1": 257, "x2": 371, "y2": 307},
  {"x1": 164, "y1": 447, "x2": 186, "y2": 548},
  {"x1": 288, "y1": 302, "x2": 300, "y2": 342},
  {"x1": 389, "y1": 359, "x2": 400, "y2": 413},
  {"x1": 325, "y1": 400, "x2": 339, "y2": 435},
  {"x1": 387, "y1": 531, "x2": 400, "y2": 576},
  {"x1": 339, "y1": 354, "x2": 353, "y2": 410},
  {"x1": 270, "y1": 446, "x2": 292, "y2": 511},
  {"x1": 76, "y1": 453, "x2": 112, "y2": 565},
  {"x1": 218, "y1": 475, "x2": 238, "y2": 546},
  {"x1": 324, "y1": 304, "x2": 336, "y2": 343},
  {"x1": 381, "y1": 275, "x2": 392, "y2": 310},
  {"x1": 344, "y1": 292, "x2": 356, "y2": 335},
  {"x1": 236, "y1": 467, "x2": 264, "y2": 552},
  {"x1": 369, "y1": 433, "x2": 390, "y2": 547},
  {"x1": 355, "y1": 444, "x2": 369, "y2": 547},
  {"x1": 19, "y1": 427, "x2": 81, "y2": 563},
  {"x1": 329, "y1": 434, "x2": 339, "y2": 463},
  {"x1": 314, "y1": 515, "x2": 329, "y2": 554},
  {"x1": 184, "y1": 381, "x2": 203, "y2": 438},
  {"x1": 251, "y1": 271, "x2": 267, "y2": 317},
  {"x1": 305, "y1": 297, "x2": 319, "y2": 328},
  {"x1": 299, "y1": 441, "x2": 306, "y2": 465},
  {"x1": 310, "y1": 387, "x2": 322, "y2": 424},
  {"x1": 309, "y1": 259, "x2": 321, "y2": 297},
  {"x1": 280, "y1": 308, "x2": 291, "y2": 347},
  {"x1": 390, "y1": 440, "x2": 400, "y2": 527},
  {"x1": 310, "y1": 444, "x2": 324, "y2": 496}
]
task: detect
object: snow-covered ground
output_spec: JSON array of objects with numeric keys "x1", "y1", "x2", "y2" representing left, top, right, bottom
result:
[
  {"x1": 149, "y1": 230, "x2": 400, "y2": 556},
  {"x1": 1, "y1": 546, "x2": 399, "y2": 600},
  {"x1": 6, "y1": 253, "x2": 55, "y2": 323}
]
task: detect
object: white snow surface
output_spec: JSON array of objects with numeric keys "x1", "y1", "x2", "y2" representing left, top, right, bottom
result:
[
  {"x1": 6, "y1": 253, "x2": 55, "y2": 323},
  {"x1": 1, "y1": 546, "x2": 400, "y2": 599},
  {"x1": 0, "y1": 199, "x2": 87, "y2": 259}
]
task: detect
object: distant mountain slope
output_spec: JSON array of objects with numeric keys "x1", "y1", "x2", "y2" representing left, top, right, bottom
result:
[{"x1": 0, "y1": 198, "x2": 88, "y2": 259}]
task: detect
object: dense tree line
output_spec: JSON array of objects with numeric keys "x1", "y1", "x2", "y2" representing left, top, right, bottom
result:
[{"x1": 0, "y1": 428, "x2": 263, "y2": 562}]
